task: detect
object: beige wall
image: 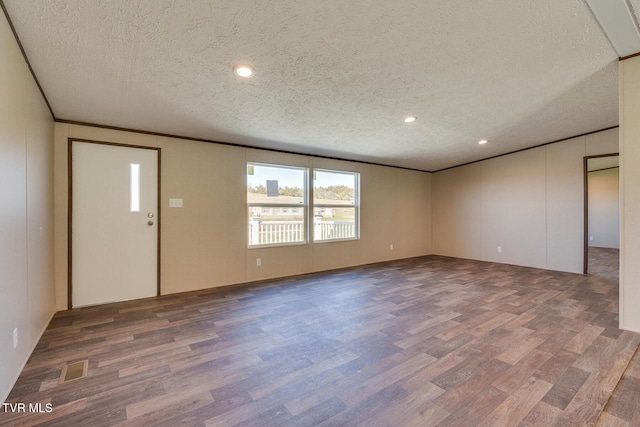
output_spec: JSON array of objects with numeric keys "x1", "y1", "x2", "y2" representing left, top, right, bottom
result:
[
  {"x1": 620, "y1": 56, "x2": 640, "y2": 333},
  {"x1": 432, "y1": 163, "x2": 482, "y2": 260},
  {"x1": 0, "y1": 13, "x2": 55, "y2": 401},
  {"x1": 546, "y1": 137, "x2": 587, "y2": 272},
  {"x1": 588, "y1": 167, "x2": 619, "y2": 249},
  {"x1": 432, "y1": 128, "x2": 618, "y2": 274},
  {"x1": 53, "y1": 124, "x2": 432, "y2": 309},
  {"x1": 481, "y1": 147, "x2": 548, "y2": 268}
]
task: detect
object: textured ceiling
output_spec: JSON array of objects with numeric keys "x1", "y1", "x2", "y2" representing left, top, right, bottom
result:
[{"x1": 1, "y1": 1, "x2": 630, "y2": 171}]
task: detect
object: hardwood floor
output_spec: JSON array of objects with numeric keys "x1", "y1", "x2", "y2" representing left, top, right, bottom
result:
[{"x1": 2, "y1": 249, "x2": 637, "y2": 426}]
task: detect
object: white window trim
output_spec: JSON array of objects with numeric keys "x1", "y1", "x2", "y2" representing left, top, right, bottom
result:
[{"x1": 246, "y1": 163, "x2": 360, "y2": 247}]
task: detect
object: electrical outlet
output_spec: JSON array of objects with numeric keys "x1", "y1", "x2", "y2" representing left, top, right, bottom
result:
[
  {"x1": 497, "y1": 246, "x2": 502, "y2": 253},
  {"x1": 256, "y1": 258, "x2": 261, "y2": 266},
  {"x1": 590, "y1": 236, "x2": 594, "y2": 241},
  {"x1": 390, "y1": 244, "x2": 394, "y2": 251},
  {"x1": 13, "y1": 328, "x2": 18, "y2": 349}
]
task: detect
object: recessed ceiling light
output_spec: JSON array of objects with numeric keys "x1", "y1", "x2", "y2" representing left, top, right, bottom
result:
[
  {"x1": 233, "y1": 65, "x2": 255, "y2": 78},
  {"x1": 478, "y1": 139, "x2": 488, "y2": 145},
  {"x1": 404, "y1": 116, "x2": 417, "y2": 123}
]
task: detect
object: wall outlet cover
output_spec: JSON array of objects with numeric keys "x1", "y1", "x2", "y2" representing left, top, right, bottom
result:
[{"x1": 169, "y1": 198, "x2": 183, "y2": 208}]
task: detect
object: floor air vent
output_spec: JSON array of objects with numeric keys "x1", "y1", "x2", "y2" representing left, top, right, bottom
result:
[{"x1": 59, "y1": 360, "x2": 88, "y2": 384}]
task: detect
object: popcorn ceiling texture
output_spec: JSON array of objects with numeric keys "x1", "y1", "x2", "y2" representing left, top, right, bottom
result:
[{"x1": 3, "y1": 0, "x2": 623, "y2": 170}]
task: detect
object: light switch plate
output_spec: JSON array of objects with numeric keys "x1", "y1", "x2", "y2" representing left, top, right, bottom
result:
[{"x1": 169, "y1": 198, "x2": 183, "y2": 208}]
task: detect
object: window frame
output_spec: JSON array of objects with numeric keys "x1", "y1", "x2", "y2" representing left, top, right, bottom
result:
[
  {"x1": 246, "y1": 162, "x2": 309, "y2": 248},
  {"x1": 312, "y1": 168, "x2": 360, "y2": 243}
]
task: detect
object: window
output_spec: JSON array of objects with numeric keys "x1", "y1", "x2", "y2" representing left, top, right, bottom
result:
[
  {"x1": 130, "y1": 163, "x2": 140, "y2": 212},
  {"x1": 246, "y1": 163, "x2": 359, "y2": 246},
  {"x1": 247, "y1": 163, "x2": 307, "y2": 246},
  {"x1": 313, "y1": 169, "x2": 359, "y2": 241}
]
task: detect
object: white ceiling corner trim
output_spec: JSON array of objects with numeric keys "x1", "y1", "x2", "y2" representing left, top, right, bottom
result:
[{"x1": 585, "y1": 0, "x2": 640, "y2": 57}]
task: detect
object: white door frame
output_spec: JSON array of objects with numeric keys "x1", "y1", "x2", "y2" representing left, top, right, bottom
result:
[{"x1": 68, "y1": 138, "x2": 161, "y2": 309}]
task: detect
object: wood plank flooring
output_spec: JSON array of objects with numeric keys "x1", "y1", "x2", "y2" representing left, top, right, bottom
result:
[{"x1": 2, "y1": 248, "x2": 638, "y2": 426}]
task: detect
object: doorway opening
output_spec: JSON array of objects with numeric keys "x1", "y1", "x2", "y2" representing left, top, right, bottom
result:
[{"x1": 584, "y1": 154, "x2": 619, "y2": 275}]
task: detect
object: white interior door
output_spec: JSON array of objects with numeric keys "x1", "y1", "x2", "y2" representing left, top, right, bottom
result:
[{"x1": 72, "y1": 141, "x2": 158, "y2": 307}]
